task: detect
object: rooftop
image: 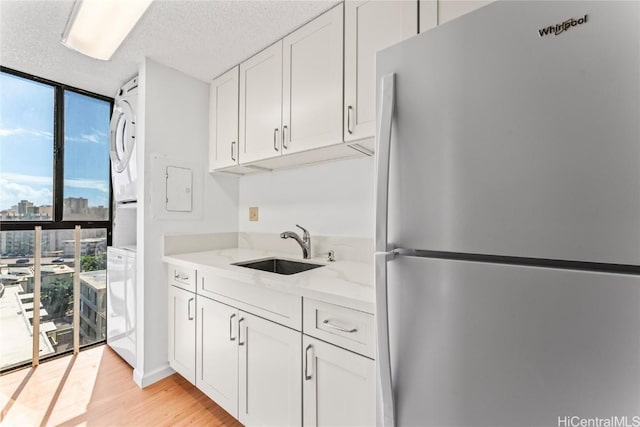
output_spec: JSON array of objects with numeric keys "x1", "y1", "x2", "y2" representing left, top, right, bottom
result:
[
  {"x1": 0, "y1": 284, "x2": 55, "y2": 370},
  {"x1": 80, "y1": 270, "x2": 107, "y2": 291}
]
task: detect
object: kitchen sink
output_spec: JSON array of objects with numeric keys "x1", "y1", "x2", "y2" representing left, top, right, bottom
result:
[{"x1": 233, "y1": 258, "x2": 324, "y2": 275}]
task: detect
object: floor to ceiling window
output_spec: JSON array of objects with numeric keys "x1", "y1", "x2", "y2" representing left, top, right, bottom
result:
[{"x1": 0, "y1": 67, "x2": 113, "y2": 372}]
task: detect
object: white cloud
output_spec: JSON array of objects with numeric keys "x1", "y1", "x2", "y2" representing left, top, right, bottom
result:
[
  {"x1": 0, "y1": 172, "x2": 51, "y2": 185},
  {"x1": 0, "y1": 173, "x2": 109, "y2": 210},
  {"x1": 0, "y1": 177, "x2": 53, "y2": 208},
  {"x1": 66, "y1": 128, "x2": 108, "y2": 145},
  {"x1": 0, "y1": 127, "x2": 53, "y2": 139},
  {"x1": 64, "y1": 178, "x2": 109, "y2": 193},
  {"x1": 80, "y1": 133, "x2": 100, "y2": 143},
  {"x1": 0, "y1": 172, "x2": 108, "y2": 193}
]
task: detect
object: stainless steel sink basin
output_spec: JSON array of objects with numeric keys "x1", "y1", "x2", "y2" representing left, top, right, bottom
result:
[{"x1": 233, "y1": 258, "x2": 324, "y2": 275}]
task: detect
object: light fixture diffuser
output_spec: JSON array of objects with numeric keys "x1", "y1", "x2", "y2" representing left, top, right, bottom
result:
[{"x1": 61, "y1": 0, "x2": 153, "y2": 61}]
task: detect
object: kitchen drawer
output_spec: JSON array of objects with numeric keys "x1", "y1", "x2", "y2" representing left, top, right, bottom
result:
[
  {"x1": 303, "y1": 298, "x2": 374, "y2": 359},
  {"x1": 168, "y1": 265, "x2": 197, "y2": 293},
  {"x1": 199, "y1": 268, "x2": 302, "y2": 331}
]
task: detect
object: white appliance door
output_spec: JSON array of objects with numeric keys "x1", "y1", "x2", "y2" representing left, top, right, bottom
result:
[
  {"x1": 387, "y1": 256, "x2": 640, "y2": 427},
  {"x1": 376, "y1": 1, "x2": 640, "y2": 265},
  {"x1": 107, "y1": 249, "x2": 126, "y2": 342},
  {"x1": 123, "y1": 251, "x2": 136, "y2": 365},
  {"x1": 106, "y1": 248, "x2": 136, "y2": 367},
  {"x1": 109, "y1": 99, "x2": 135, "y2": 173},
  {"x1": 110, "y1": 98, "x2": 137, "y2": 202}
]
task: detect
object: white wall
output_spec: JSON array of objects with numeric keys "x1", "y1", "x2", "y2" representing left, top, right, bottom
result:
[
  {"x1": 238, "y1": 156, "x2": 374, "y2": 238},
  {"x1": 135, "y1": 58, "x2": 239, "y2": 387}
]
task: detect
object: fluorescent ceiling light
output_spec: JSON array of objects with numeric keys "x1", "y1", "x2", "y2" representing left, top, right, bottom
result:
[{"x1": 61, "y1": 0, "x2": 153, "y2": 61}]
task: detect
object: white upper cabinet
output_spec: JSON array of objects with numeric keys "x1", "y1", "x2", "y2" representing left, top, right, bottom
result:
[
  {"x1": 239, "y1": 41, "x2": 284, "y2": 163},
  {"x1": 209, "y1": 66, "x2": 239, "y2": 171},
  {"x1": 419, "y1": 0, "x2": 438, "y2": 33},
  {"x1": 282, "y1": 4, "x2": 344, "y2": 154},
  {"x1": 344, "y1": 0, "x2": 417, "y2": 142},
  {"x1": 437, "y1": 0, "x2": 494, "y2": 25}
]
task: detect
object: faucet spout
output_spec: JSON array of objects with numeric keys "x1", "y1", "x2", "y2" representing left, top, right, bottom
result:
[{"x1": 280, "y1": 225, "x2": 311, "y2": 259}]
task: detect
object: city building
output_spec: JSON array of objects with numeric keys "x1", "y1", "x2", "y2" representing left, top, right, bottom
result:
[
  {"x1": 0, "y1": 200, "x2": 53, "y2": 221},
  {"x1": 63, "y1": 197, "x2": 108, "y2": 221},
  {"x1": 79, "y1": 270, "x2": 107, "y2": 343},
  {"x1": 1, "y1": 229, "x2": 107, "y2": 258},
  {"x1": 63, "y1": 237, "x2": 107, "y2": 257}
]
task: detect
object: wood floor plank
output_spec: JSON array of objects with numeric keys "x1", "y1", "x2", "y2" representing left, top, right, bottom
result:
[{"x1": 0, "y1": 345, "x2": 243, "y2": 427}]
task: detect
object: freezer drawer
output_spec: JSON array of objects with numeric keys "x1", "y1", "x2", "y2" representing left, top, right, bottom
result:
[
  {"x1": 377, "y1": 1, "x2": 640, "y2": 265},
  {"x1": 386, "y1": 256, "x2": 640, "y2": 427}
]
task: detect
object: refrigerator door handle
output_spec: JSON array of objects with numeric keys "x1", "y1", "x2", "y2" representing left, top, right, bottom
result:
[
  {"x1": 375, "y1": 252, "x2": 395, "y2": 427},
  {"x1": 375, "y1": 72, "x2": 396, "y2": 427},
  {"x1": 375, "y1": 73, "x2": 396, "y2": 254}
]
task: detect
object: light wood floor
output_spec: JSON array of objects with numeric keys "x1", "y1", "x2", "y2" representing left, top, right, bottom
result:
[{"x1": 0, "y1": 345, "x2": 243, "y2": 427}]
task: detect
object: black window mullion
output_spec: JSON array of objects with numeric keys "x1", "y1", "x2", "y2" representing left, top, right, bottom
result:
[{"x1": 53, "y1": 87, "x2": 65, "y2": 222}]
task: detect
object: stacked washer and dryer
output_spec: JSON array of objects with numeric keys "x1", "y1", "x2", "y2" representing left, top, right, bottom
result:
[
  {"x1": 109, "y1": 76, "x2": 138, "y2": 204},
  {"x1": 106, "y1": 76, "x2": 138, "y2": 368}
]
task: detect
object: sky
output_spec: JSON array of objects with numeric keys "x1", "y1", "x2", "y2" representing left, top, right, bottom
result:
[{"x1": 0, "y1": 72, "x2": 111, "y2": 210}]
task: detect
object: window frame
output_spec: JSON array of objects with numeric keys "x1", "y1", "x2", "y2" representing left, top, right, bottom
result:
[{"x1": 0, "y1": 66, "x2": 113, "y2": 243}]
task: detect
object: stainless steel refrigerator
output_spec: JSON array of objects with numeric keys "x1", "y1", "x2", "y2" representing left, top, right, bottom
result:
[{"x1": 374, "y1": 2, "x2": 640, "y2": 426}]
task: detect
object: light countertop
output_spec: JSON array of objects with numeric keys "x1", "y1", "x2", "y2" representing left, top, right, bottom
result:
[{"x1": 163, "y1": 248, "x2": 375, "y2": 313}]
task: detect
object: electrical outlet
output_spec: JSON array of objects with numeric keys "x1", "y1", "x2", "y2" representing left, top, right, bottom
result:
[{"x1": 249, "y1": 207, "x2": 259, "y2": 222}]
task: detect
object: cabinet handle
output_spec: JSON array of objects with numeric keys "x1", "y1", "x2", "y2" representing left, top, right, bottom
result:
[
  {"x1": 229, "y1": 313, "x2": 237, "y2": 341},
  {"x1": 273, "y1": 128, "x2": 279, "y2": 152},
  {"x1": 174, "y1": 271, "x2": 189, "y2": 281},
  {"x1": 231, "y1": 141, "x2": 236, "y2": 161},
  {"x1": 304, "y1": 344, "x2": 313, "y2": 380},
  {"x1": 238, "y1": 317, "x2": 245, "y2": 346},
  {"x1": 188, "y1": 298, "x2": 194, "y2": 320},
  {"x1": 282, "y1": 125, "x2": 288, "y2": 149},
  {"x1": 322, "y1": 319, "x2": 358, "y2": 333},
  {"x1": 347, "y1": 105, "x2": 354, "y2": 135}
]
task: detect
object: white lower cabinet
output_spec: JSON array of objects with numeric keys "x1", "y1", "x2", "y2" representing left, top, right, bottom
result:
[
  {"x1": 168, "y1": 285, "x2": 196, "y2": 384},
  {"x1": 195, "y1": 294, "x2": 302, "y2": 426},
  {"x1": 196, "y1": 295, "x2": 239, "y2": 416},
  {"x1": 302, "y1": 335, "x2": 375, "y2": 427},
  {"x1": 239, "y1": 312, "x2": 302, "y2": 426},
  {"x1": 168, "y1": 265, "x2": 374, "y2": 426}
]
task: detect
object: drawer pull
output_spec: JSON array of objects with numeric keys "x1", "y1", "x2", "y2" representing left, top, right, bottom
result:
[
  {"x1": 174, "y1": 272, "x2": 189, "y2": 281},
  {"x1": 322, "y1": 319, "x2": 357, "y2": 333}
]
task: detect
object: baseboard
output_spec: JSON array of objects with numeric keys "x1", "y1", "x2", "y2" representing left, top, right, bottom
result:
[{"x1": 133, "y1": 363, "x2": 175, "y2": 388}]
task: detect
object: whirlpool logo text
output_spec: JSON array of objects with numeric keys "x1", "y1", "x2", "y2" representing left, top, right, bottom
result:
[{"x1": 539, "y1": 14, "x2": 588, "y2": 37}]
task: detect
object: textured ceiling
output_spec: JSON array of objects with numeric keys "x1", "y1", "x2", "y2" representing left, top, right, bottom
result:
[{"x1": 0, "y1": 0, "x2": 339, "y2": 97}]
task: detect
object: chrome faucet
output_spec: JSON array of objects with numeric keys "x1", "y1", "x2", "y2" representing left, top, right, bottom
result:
[{"x1": 280, "y1": 224, "x2": 311, "y2": 259}]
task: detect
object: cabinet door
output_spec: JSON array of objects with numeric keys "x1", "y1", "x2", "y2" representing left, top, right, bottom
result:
[
  {"x1": 168, "y1": 285, "x2": 196, "y2": 384},
  {"x1": 419, "y1": 0, "x2": 437, "y2": 33},
  {"x1": 344, "y1": 1, "x2": 417, "y2": 142},
  {"x1": 438, "y1": 0, "x2": 494, "y2": 24},
  {"x1": 282, "y1": 4, "x2": 343, "y2": 154},
  {"x1": 239, "y1": 41, "x2": 283, "y2": 163},
  {"x1": 196, "y1": 296, "x2": 239, "y2": 417},
  {"x1": 303, "y1": 336, "x2": 375, "y2": 427},
  {"x1": 209, "y1": 66, "x2": 239, "y2": 170},
  {"x1": 238, "y1": 312, "x2": 302, "y2": 426}
]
